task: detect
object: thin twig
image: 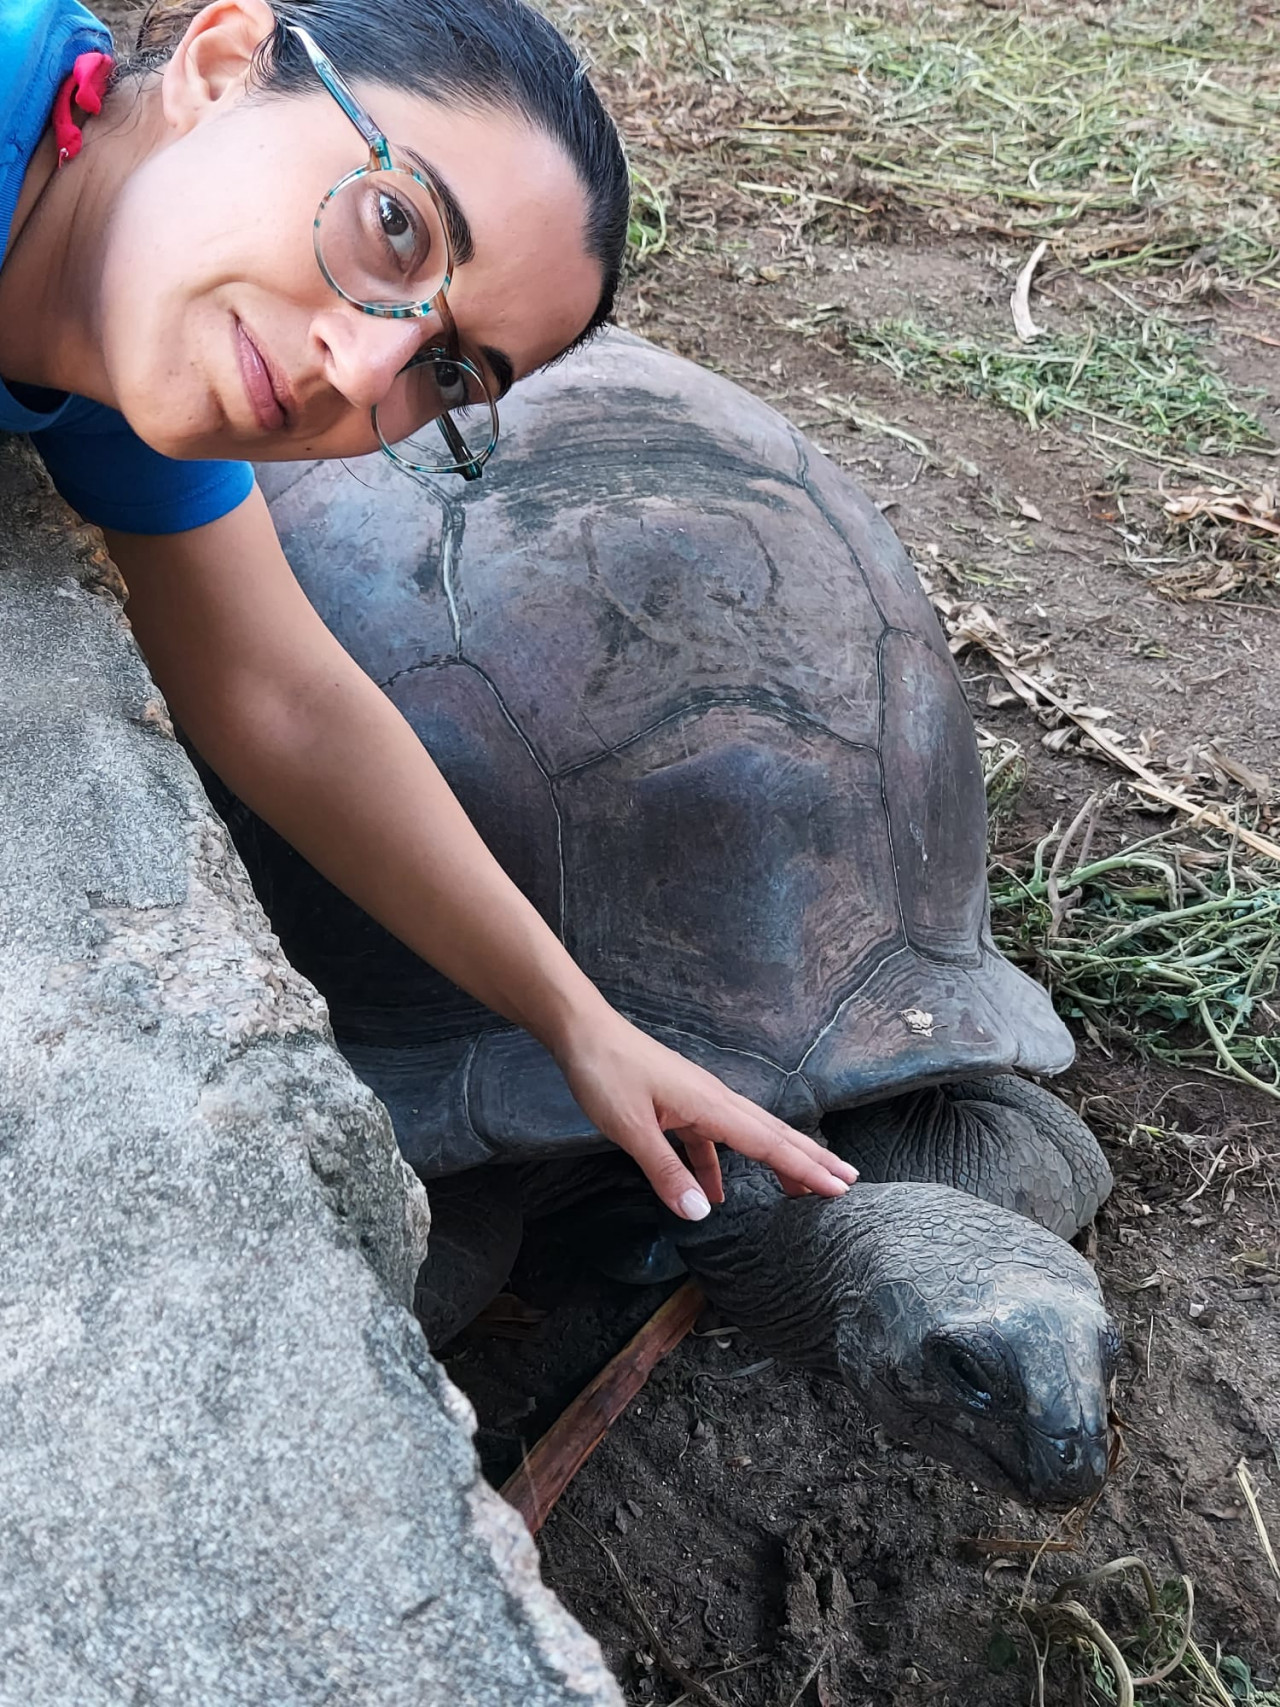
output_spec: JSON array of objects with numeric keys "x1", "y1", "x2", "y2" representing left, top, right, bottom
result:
[
  {"x1": 1186, "y1": 1637, "x2": 1240, "y2": 1706},
  {"x1": 1183, "y1": 1142, "x2": 1231, "y2": 1204},
  {"x1": 978, "y1": 648, "x2": 1280, "y2": 863},
  {"x1": 783, "y1": 1640, "x2": 832, "y2": 1707},
  {"x1": 1235, "y1": 1458, "x2": 1280, "y2": 1582},
  {"x1": 1046, "y1": 792, "x2": 1104, "y2": 940}
]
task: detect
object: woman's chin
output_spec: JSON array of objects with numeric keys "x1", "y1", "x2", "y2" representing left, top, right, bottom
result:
[
  {"x1": 124, "y1": 391, "x2": 379, "y2": 465},
  {"x1": 117, "y1": 396, "x2": 238, "y2": 463}
]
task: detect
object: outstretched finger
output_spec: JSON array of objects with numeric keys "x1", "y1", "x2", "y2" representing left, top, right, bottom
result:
[
  {"x1": 679, "y1": 1134, "x2": 724, "y2": 1205},
  {"x1": 611, "y1": 1119, "x2": 716, "y2": 1221},
  {"x1": 773, "y1": 1118, "x2": 859, "y2": 1185},
  {"x1": 688, "y1": 1097, "x2": 857, "y2": 1196}
]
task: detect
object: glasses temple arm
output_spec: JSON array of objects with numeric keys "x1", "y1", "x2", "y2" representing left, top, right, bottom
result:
[
  {"x1": 436, "y1": 413, "x2": 484, "y2": 480},
  {"x1": 287, "y1": 23, "x2": 393, "y2": 166}
]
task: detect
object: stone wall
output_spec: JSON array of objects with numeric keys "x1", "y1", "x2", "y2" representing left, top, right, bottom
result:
[{"x1": 0, "y1": 439, "x2": 621, "y2": 1707}]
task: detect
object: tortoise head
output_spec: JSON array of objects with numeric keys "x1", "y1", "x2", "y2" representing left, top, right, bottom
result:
[{"x1": 834, "y1": 1187, "x2": 1118, "y2": 1509}]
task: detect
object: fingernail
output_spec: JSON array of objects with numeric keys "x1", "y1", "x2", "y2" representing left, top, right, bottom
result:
[
  {"x1": 830, "y1": 1179, "x2": 851, "y2": 1194},
  {"x1": 679, "y1": 1188, "x2": 712, "y2": 1221}
]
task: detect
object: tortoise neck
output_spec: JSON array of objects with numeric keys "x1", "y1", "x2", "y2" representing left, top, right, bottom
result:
[{"x1": 667, "y1": 1160, "x2": 884, "y2": 1374}]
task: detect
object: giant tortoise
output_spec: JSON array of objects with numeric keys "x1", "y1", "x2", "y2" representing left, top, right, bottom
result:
[{"x1": 208, "y1": 331, "x2": 1116, "y2": 1508}]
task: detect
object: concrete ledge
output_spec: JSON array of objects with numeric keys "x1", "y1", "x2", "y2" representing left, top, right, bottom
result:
[{"x1": 0, "y1": 440, "x2": 620, "y2": 1707}]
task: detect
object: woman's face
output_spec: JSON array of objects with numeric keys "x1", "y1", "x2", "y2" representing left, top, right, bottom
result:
[{"x1": 96, "y1": 13, "x2": 603, "y2": 464}]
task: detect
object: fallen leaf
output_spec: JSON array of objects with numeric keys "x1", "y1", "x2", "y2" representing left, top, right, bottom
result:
[
  {"x1": 986, "y1": 682, "x2": 1024, "y2": 708},
  {"x1": 1042, "y1": 725, "x2": 1078, "y2": 753},
  {"x1": 1163, "y1": 484, "x2": 1280, "y2": 537},
  {"x1": 1204, "y1": 743, "x2": 1272, "y2": 801}
]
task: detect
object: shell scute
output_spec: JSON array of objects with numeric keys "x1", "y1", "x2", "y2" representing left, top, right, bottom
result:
[{"x1": 558, "y1": 704, "x2": 900, "y2": 1061}]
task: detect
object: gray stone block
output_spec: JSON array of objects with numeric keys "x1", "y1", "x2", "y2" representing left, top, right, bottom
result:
[{"x1": 0, "y1": 440, "x2": 621, "y2": 1707}]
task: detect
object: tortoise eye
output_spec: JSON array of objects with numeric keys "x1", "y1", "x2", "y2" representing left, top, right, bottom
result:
[{"x1": 925, "y1": 1330, "x2": 1012, "y2": 1413}]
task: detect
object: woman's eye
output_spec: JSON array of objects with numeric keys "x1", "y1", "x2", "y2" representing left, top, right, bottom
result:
[
  {"x1": 376, "y1": 192, "x2": 422, "y2": 272},
  {"x1": 433, "y1": 359, "x2": 470, "y2": 411}
]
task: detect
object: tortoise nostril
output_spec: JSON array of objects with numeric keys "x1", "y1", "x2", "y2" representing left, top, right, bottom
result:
[{"x1": 1031, "y1": 1432, "x2": 1111, "y2": 1506}]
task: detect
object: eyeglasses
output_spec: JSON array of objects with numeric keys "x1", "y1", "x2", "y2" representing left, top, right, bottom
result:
[{"x1": 287, "y1": 23, "x2": 498, "y2": 480}]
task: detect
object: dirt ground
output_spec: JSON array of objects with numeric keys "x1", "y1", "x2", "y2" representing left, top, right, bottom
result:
[{"x1": 95, "y1": 1, "x2": 1280, "y2": 1700}]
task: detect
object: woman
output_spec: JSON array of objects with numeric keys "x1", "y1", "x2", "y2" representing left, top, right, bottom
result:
[{"x1": 0, "y1": 0, "x2": 857, "y2": 1222}]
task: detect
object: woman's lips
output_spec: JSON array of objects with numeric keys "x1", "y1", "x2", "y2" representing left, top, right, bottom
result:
[{"x1": 235, "y1": 321, "x2": 287, "y2": 432}]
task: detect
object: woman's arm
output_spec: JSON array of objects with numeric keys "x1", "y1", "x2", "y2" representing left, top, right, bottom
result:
[{"x1": 106, "y1": 486, "x2": 857, "y2": 1217}]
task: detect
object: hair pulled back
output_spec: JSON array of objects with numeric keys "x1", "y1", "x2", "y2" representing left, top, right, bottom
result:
[{"x1": 126, "y1": 0, "x2": 629, "y2": 342}]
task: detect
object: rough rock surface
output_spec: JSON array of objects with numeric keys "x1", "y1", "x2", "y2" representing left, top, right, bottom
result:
[{"x1": 0, "y1": 440, "x2": 621, "y2": 1707}]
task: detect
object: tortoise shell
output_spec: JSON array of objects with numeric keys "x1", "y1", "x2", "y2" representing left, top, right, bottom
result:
[{"x1": 239, "y1": 330, "x2": 1072, "y2": 1177}]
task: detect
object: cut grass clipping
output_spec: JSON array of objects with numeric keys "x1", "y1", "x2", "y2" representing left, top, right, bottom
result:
[
  {"x1": 813, "y1": 311, "x2": 1274, "y2": 468},
  {"x1": 550, "y1": 0, "x2": 1280, "y2": 279},
  {"x1": 1000, "y1": 1550, "x2": 1280, "y2": 1707},
  {"x1": 988, "y1": 802, "x2": 1280, "y2": 1102}
]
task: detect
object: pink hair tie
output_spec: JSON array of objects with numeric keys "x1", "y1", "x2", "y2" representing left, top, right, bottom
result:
[{"x1": 53, "y1": 50, "x2": 115, "y2": 167}]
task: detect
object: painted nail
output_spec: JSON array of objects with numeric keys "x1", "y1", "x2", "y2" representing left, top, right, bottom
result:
[{"x1": 678, "y1": 1188, "x2": 712, "y2": 1221}]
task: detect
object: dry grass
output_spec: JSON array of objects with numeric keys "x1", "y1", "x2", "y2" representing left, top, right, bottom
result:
[
  {"x1": 1143, "y1": 484, "x2": 1280, "y2": 600},
  {"x1": 549, "y1": 0, "x2": 1280, "y2": 281},
  {"x1": 551, "y1": 0, "x2": 1280, "y2": 601}
]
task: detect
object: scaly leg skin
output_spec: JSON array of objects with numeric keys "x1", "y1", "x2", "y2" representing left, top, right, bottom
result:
[
  {"x1": 412, "y1": 1168, "x2": 524, "y2": 1348},
  {"x1": 822, "y1": 1074, "x2": 1112, "y2": 1239},
  {"x1": 666, "y1": 1153, "x2": 1118, "y2": 1509}
]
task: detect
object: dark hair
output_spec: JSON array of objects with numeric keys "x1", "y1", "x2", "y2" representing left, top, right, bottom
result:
[{"x1": 126, "y1": 0, "x2": 629, "y2": 344}]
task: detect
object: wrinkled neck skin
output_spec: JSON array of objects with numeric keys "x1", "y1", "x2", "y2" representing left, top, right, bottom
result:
[
  {"x1": 668, "y1": 1160, "x2": 880, "y2": 1374},
  {"x1": 670, "y1": 1162, "x2": 1116, "y2": 1509},
  {"x1": 0, "y1": 88, "x2": 152, "y2": 401}
]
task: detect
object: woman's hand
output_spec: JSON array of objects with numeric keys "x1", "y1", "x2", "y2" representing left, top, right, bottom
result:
[{"x1": 555, "y1": 1008, "x2": 858, "y2": 1219}]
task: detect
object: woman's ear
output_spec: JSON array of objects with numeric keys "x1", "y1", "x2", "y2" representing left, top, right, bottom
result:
[{"x1": 159, "y1": 0, "x2": 278, "y2": 135}]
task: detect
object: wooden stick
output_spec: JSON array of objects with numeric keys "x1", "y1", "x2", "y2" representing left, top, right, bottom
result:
[{"x1": 500, "y1": 1281, "x2": 705, "y2": 1535}]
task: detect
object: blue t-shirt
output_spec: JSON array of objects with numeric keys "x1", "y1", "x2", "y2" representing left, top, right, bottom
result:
[{"x1": 0, "y1": 0, "x2": 253, "y2": 533}]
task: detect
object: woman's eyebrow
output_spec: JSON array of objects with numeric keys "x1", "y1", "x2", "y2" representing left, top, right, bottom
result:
[
  {"x1": 395, "y1": 149, "x2": 514, "y2": 400},
  {"x1": 400, "y1": 147, "x2": 476, "y2": 266}
]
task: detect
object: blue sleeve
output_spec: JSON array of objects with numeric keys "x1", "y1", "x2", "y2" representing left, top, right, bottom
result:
[{"x1": 29, "y1": 399, "x2": 254, "y2": 535}]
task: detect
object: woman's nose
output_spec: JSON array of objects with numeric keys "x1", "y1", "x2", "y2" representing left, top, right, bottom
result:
[{"x1": 317, "y1": 310, "x2": 427, "y2": 412}]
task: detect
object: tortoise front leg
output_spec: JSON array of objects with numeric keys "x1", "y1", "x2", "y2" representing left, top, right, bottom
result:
[{"x1": 821, "y1": 1074, "x2": 1112, "y2": 1239}]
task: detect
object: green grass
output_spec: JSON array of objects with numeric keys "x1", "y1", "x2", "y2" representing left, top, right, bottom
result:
[
  {"x1": 825, "y1": 312, "x2": 1273, "y2": 464},
  {"x1": 989, "y1": 819, "x2": 1280, "y2": 1101},
  {"x1": 549, "y1": 0, "x2": 1280, "y2": 280}
]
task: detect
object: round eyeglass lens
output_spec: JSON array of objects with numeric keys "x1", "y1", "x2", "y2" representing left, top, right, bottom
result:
[
  {"x1": 316, "y1": 165, "x2": 450, "y2": 312},
  {"x1": 373, "y1": 350, "x2": 499, "y2": 476}
]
